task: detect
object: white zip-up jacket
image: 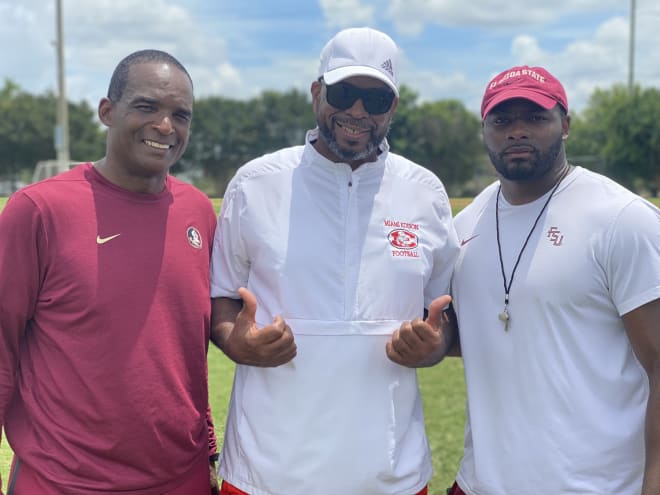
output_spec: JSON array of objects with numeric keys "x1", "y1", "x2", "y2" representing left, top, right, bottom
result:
[{"x1": 211, "y1": 129, "x2": 460, "y2": 495}]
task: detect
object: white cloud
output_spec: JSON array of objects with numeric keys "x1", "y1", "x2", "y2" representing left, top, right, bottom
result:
[
  {"x1": 511, "y1": 35, "x2": 545, "y2": 61},
  {"x1": 0, "y1": 0, "x2": 658, "y2": 119},
  {"x1": 62, "y1": 0, "x2": 234, "y2": 102},
  {"x1": 495, "y1": 13, "x2": 659, "y2": 113},
  {"x1": 382, "y1": 0, "x2": 658, "y2": 114},
  {"x1": 192, "y1": 63, "x2": 243, "y2": 99},
  {"x1": 319, "y1": 0, "x2": 375, "y2": 27},
  {"x1": 386, "y1": 0, "x2": 624, "y2": 35},
  {"x1": 0, "y1": 2, "x2": 57, "y2": 93},
  {"x1": 387, "y1": 0, "x2": 557, "y2": 35},
  {"x1": 0, "y1": 0, "x2": 238, "y2": 105},
  {"x1": 190, "y1": 49, "x2": 319, "y2": 101}
]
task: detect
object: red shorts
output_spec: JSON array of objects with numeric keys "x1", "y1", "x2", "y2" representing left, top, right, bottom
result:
[
  {"x1": 7, "y1": 454, "x2": 211, "y2": 495},
  {"x1": 221, "y1": 480, "x2": 428, "y2": 495},
  {"x1": 447, "y1": 481, "x2": 467, "y2": 495}
]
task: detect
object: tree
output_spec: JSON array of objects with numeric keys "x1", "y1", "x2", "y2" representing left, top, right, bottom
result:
[
  {"x1": 0, "y1": 80, "x2": 57, "y2": 179},
  {"x1": 567, "y1": 84, "x2": 660, "y2": 195},
  {"x1": 0, "y1": 79, "x2": 105, "y2": 182},
  {"x1": 189, "y1": 84, "x2": 485, "y2": 197},
  {"x1": 389, "y1": 85, "x2": 483, "y2": 196},
  {"x1": 186, "y1": 90, "x2": 314, "y2": 195},
  {"x1": 69, "y1": 99, "x2": 106, "y2": 162},
  {"x1": 252, "y1": 89, "x2": 314, "y2": 153},
  {"x1": 184, "y1": 96, "x2": 257, "y2": 194}
]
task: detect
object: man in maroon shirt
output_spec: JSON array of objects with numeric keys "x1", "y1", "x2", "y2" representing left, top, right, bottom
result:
[{"x1": 0, "y1": 50, "x2": 218, "y2": 494}]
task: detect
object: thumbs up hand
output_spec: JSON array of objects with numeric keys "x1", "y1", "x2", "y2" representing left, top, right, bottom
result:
[
  {"x1": 386, "y1": 295, "x2": 455, "y2": 368},
  {"x1": 219, "y1": 287, "x2": 297, "y2": 367}
]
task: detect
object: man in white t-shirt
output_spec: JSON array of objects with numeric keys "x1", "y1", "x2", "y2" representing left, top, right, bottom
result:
[
  {"x1": 209, "y1": 27, "x2": 460, "y2": 495},
  {"x1": 447, "y1": 65, "x2": 660, "y2": 495}
]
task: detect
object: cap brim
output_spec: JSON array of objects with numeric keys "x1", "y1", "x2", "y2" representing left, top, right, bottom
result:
[
  {"x1": 482, "y1": 89, "x2": 557, "y2": 119},
  {"x1": 323, "y1": 66, "x2": 399, "y2": 96}
]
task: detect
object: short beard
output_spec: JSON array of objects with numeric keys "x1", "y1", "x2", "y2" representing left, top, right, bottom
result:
[
  {"x1": 488, "y1": 135, "x2": 564, "y2": 181},
  {"x1": 317, "y1": 119, "x2": 388, "y2": 162}
]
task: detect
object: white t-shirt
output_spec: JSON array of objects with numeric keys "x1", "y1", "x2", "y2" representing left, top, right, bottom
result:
[
  {"x1": 452, "y1": 166, "x2": 660, "y2": 495},
  {"x1": 211, "y1": 129, "x2": 460, "y2": 495}
]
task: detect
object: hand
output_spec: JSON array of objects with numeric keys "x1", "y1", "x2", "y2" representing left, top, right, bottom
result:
[
  {"x1": 224, "y1": 287, "x2": 297, "y2": 367},
  {"x1": 386, "y1": 295, "x2": 453, "y2": 368},
  {"x1": 210, "y1": 462, "x2": 219, "y2": 495}
]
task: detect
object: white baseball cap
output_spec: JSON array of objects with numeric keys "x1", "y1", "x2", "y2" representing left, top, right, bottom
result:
[{"x1": 318, "y1": 27, "x2": 399, "y2": 96}]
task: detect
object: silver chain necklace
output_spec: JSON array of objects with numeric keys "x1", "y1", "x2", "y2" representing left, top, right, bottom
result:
[{"x1": 495, "y1": 166, "x2": 570, "y2": 331}]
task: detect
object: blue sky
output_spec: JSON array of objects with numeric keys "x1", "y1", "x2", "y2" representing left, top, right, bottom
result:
[{"x1": 1, "y1": 0, "x2": 658, "y2": 117}]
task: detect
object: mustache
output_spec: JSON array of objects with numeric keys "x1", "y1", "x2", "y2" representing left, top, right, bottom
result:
[
  {"x1": 333, "y1": 116, "x2": 374, "y2": 131},
  {"x1": 501, "y1": 144, "x2": 537, "y2": 155}
]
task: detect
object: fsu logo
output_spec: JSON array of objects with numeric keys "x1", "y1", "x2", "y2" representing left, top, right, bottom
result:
[
  {"x1": 186, "y1": 226, "x2": 203, "y2": 249},
  {"x1": 388, "y1": 229, "x2": 418, "y2": 249},
  {"x1": 546, "y1": 226, "x2": 564, "y2": 246}
]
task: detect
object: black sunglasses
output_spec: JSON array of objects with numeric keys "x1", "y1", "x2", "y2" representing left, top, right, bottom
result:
[{"x1": 324, "y1": 80, "x2": 395, "y2": 115}]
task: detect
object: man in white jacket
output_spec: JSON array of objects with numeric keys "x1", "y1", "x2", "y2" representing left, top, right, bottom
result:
[{"x1": 210, "y1": 27, "x2": 460, "y2": 495}]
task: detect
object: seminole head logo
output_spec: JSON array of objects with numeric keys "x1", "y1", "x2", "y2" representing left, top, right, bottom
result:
[{"x1": 186, "y1": 226, "x2": 203, "y2": 249}]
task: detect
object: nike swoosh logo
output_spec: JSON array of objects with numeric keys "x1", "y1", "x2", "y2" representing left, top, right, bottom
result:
[
  {"x1": 460, "y1": 234, "x2": 480, "y2": 246},
  {"x1": 96, "y1": 234, "x2": 121, "y2": 245}
]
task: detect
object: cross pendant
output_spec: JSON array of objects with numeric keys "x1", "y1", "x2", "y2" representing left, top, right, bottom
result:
[{"x1": 498, "y1": 308, "x2": 510, "y2": 331}]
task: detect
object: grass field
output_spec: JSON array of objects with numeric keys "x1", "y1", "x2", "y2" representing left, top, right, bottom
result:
[{"x1": 2, "y1": 193, "x2": 659, "y2": 493}]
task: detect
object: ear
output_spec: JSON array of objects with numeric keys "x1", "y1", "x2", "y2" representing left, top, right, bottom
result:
[
  {"x1": 561, "y1": 113, "x2": 571, "y2": 140},
  {"x1": 98, "y1": 97, "x2": 114, "y2": 127},
  {"x1": 389, "y1": 96, "x2": 399, "y2": 114},
  {"x1": 310, "y1": 80, "x2": 322, "y2": 113}
]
